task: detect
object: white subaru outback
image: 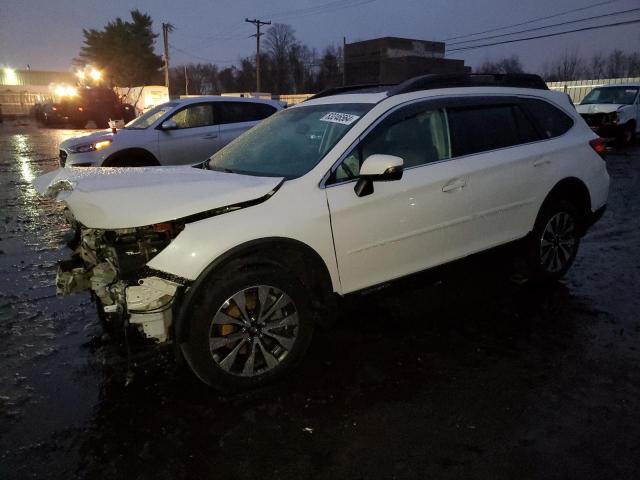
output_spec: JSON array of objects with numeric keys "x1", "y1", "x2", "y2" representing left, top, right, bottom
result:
[{"x1": 35, "y1": 74, "x2": 609, "y2": 390}]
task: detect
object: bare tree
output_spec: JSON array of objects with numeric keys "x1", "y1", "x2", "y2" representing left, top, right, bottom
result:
[
  {"x1": 288, "y1": 43, "x2": 314, "y2": 93},
  {"x1": 588, "y1": 53, "x2": 606, "y2": 79},
  {"x1": 217, "y1": 67, "x2": 236, "y2": 92},
  {"x1": 606, "y1": 49, "x2": 627, "y2": 78},
  {"x1": 264, "y1": 23, "x2": 298, "y2": 94},
  {"x1": 236, "y1": 58, "x2": 257, "y2": 92},
  {"x1": 476, "y1": 55, "x2": 523, "y2": 74},
  {"x1": 627, "y1": 52, "x2": 640, "y2": 77},
  {"x1": 542, "y1": 49, "x2": 584, "y2": 81},
  {"x1": 316, "y1": 45, "x2": 342, "y2": 90},
  {"x1": 169, "y1": 63, "x2": 220, "y2": 96}
]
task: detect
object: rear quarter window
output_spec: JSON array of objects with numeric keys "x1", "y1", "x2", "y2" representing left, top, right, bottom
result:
[
  {"x1": 521, "y1": 99, "x2": 573, "y2": 139},
  {"x1": 447, "y1": 105, "x2": 522, "y2": 157}
]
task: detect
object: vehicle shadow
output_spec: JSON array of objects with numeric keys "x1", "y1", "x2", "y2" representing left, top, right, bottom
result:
[{"x1": 74, "y1": 248, "x2": 600, "y2": 479}]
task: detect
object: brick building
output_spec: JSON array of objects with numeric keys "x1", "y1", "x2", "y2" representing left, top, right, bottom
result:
[{"x1": 344, "y1": 37, "x2": 470, "y2": 85}]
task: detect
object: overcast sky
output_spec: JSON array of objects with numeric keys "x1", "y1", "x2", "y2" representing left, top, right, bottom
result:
[{"x1": 1, "y1": 0, "x2": 639, "y2": 73}]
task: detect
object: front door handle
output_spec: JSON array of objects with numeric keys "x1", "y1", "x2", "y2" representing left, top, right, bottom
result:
[
  {"x1": 203, "y1": 134, "x2": 218, "y2": 140},
  {"x1": 533, "y1": 157, "x2": 551, "y2": 167},
  {"x1": 442, "y1": 178, "x2": 466, "y2": 192}
]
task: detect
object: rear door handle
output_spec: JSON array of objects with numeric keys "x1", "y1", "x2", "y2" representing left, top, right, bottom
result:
[
  {"x1": 442, "y1": 178, "x2": 466, "y2": 192},
  {"x1": 203, "y1": 134, "x2": 218, "y2": 139}
]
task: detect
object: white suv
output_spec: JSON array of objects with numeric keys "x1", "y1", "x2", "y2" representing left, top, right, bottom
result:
[
  {"x1": 36, "y1": 74, "x2": 609, "y2": 390},
  {"x1": 58, "y1": 96, "x2": 283, "y2": 167}
]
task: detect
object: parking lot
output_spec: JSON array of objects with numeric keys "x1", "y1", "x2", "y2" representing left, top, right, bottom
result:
[{"x1": 1, "y1": 121, "x2": 639, "y2": 479}]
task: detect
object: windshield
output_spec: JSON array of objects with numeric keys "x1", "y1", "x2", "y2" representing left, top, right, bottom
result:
[
  {"x1": 207, "y1": 103, "x2": 373, "y2": 178},
  {"x1": 125, "y1": 102, "x2": 178, "y2": 129},
  {"x1": 581, "y1": 86, "x2": 639, "y2": 105}
]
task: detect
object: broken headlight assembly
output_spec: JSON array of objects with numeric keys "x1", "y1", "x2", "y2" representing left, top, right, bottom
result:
[
  {"x1": 57, "y1": 220, "x2": 186, "y2": 343},
  {"x1": 105, "y1": 222, "x2": 184, "y2": 279},
  {"x1": 602, "y1": 112, "x2": 619, "y2": 125}
]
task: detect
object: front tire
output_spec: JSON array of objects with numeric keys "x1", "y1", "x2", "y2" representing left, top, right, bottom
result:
[
  {"x1": 526, "y1": 199, "x2": 581, "y2": 282},
  {"x1": 618, "y1": 122, "x2": 635, "y2": 146},
  {"x1": 181, "y1": 264, "x2": 314, "y2": 390}
]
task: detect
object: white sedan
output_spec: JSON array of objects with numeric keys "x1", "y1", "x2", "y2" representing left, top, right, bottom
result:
[{"x1": 58, "y1": 96, "x2": 283, "y2": 167}]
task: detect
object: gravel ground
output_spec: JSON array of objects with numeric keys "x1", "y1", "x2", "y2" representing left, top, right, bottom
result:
[{"x1": 0, "y1": 121, "x2": 639, "y2": 480}]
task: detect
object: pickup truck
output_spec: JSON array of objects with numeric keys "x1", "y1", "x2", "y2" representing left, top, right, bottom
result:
[{"x1": 576, "y1": 84, "x2": 639, "y2": 145}]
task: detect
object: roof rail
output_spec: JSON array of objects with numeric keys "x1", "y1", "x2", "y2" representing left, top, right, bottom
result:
[
  {"x1": 388, "y1": 73, "x2": 548, "y2": 96},
  {"x1": 306, "y1": 83, "x2": 395, "y2": 101}
]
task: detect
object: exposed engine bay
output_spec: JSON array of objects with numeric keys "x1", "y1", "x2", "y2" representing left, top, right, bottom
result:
[{"x1": 57, "y1": 214, "x2": 185, "y2": 343}]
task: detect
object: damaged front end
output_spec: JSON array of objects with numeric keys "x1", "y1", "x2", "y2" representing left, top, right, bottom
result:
[{"x1": 58, "y1": 218, "x2": 186, "y2": 343}]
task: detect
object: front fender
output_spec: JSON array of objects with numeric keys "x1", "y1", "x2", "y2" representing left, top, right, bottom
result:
[{"x1": 146, "y1": 182, "x2": 341, "y2": 293}]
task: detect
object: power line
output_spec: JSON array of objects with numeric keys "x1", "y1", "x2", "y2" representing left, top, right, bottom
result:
[
  {"x1": 444, "y1": 0, "x2": 622, "y2": 41},
  {"x1": 169, "y1": 44, "x2": 234, "y2": 64},
  {"x1": 186, "y1": 0, "x2": 377, "y2": 51},
  {"x1": 265, "y1": 0, "x2": 377, "y2": 21},
  {"x1": 447, "y1": 17, "x2": 640, "y2": 52},
  {"x1": 448, "y1": 6, "x2": 640, "y2": 47},
  {"x1": 178, "y1": 22, "x2": 251, "y2": 52}
]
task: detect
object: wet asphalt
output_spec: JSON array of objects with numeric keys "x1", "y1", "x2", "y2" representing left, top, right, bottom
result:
[{"x1": 0, "y1": 121, "x2": 639, "y2": 480}]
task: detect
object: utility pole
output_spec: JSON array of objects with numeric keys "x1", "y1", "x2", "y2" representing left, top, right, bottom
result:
[
  {"x1": 245, "y1": 18, "x2": 271, "y2": 94},
  {"x1": 184, "y1": 65, "x2": 189, "y2": 96},
  {"x1": 342, "y1": 36, "x2": 346, "y2": 86},
  {"x1": 162, "y1": 23, "x2": 174, "y2": 91}
]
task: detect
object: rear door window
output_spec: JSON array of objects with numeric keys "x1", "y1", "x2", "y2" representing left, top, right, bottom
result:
[
  {"x1": 447, "y1": 105, "x2": 521, "y2": 157},
  {"x1": 447, "y1": 102, "x2": 549, "y2": 157},
  {"x1": 253, "y1": 103, "x2": 278, "y2": 120},
  {"x1": 512, "y1": 104, "x2": 543, "y2": 143},
  {"x1": 215, "y1": 102, "x2": 277, "y2": 124},
  {"x1": 521, "y1": 99, "x2": 573, "y2": 139}
]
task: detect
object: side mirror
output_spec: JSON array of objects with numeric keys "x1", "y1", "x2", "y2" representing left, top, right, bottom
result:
[
  {"x1": 354, "y1": 154, "x2": 403, "y2": 197},
  {"x1": 160, "y1": 119, "x2": 178, "y2": 130}
]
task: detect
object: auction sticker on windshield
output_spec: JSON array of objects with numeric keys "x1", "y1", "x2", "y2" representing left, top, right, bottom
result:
[{"x1": 320, "y1": 112, "x2": 360, "y2": 125}]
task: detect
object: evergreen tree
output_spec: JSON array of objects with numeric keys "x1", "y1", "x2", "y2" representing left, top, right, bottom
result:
[{"x1": 78, "y1": 10, "x2": 163, "y2": 87}]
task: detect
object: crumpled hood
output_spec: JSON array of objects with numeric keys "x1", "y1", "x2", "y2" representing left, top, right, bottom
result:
[
  {"x1": 576, "y1": 103, "x2": 625, "y2": 114},
  {"x1": 34, "y1": 166, "x2": 283, "y2": 229}
]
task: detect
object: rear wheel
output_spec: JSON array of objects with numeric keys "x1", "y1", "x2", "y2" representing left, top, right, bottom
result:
[
  {"x1": 526, "y1": 199, "x2": 581, "y2": 282},
  {"x1": 181, "y1": 264, "x2": 314, "y2": 390}
]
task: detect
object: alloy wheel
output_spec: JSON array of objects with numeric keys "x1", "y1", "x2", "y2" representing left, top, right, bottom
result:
[
  {"x1": 539, "y1": 211, "x2": 577, "y2": 273},
  {"x1": 208, "y1": 285, "x2": 299, "y2": 377}
]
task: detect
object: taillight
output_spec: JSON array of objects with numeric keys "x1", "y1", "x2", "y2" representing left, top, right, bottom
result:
[{"x1": 589, "y1": 138, "x2": 607, "y2": 159}]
